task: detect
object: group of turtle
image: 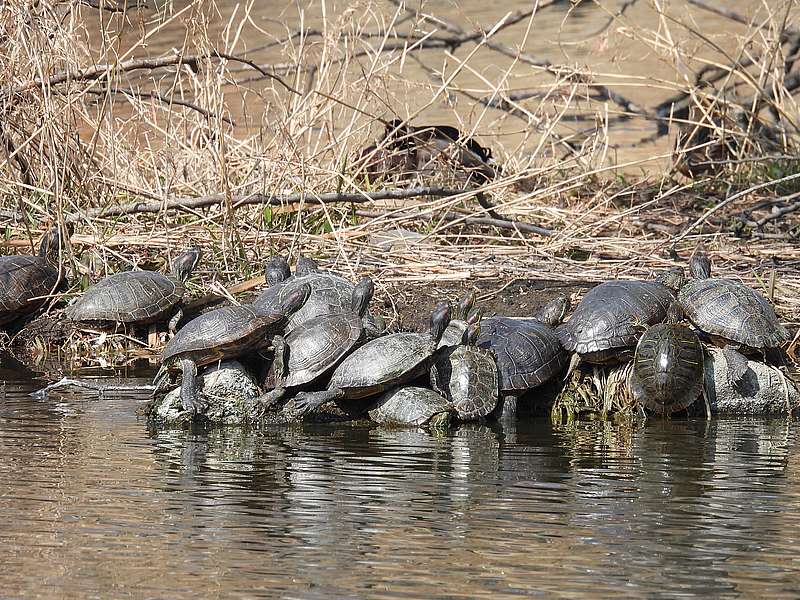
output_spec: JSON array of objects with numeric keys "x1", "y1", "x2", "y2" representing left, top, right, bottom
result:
[{"x1": 0, "y1": 227, "x2": 791, "y2": 426}]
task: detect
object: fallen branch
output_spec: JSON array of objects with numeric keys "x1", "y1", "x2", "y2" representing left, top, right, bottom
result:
[{"x1": 85, "y1": 87, "x2": 235, "y2": 125}]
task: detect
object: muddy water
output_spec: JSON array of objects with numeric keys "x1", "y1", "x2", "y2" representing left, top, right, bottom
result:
[
  {"x1": 2, "y1": 356, "x2": 800, "y2": 598},
  {"x1": 94, "y1": 0, "x2": 768, "y2": 169}
]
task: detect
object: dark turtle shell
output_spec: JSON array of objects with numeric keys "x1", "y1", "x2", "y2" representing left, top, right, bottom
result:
[
  {"x1": 254, "y1": 271, "x2": 379, "y2": 334},
  {"x1": 631, "y1": 323, "x2": 704, "y2": 415},
  {"x1": 479, "y1": 317, "x2": 567, "y2": 392},
  {"x1": 368, "y1": 386, "x2": 453, "y2": 427},
  {"x1": 430, "y1": 344, "x2": 498, "y2": 420},
  {"x1": 283, "y1": 311, "x2": 364, "y2": 387},
  {"x1": 328, "y1": 332, "x2": 437, "y2": 399},
  {"x1": 67, "y1": 270, "x2": 185, "y2": 324},
  {"x1": 162, "y1": 305, "x2": 286, "y2": 368},
  {"x1": 556, "y1": 280, "x2": 675, "y2": 363},
  {"x1": 678, "y1": 278, "x2": 789, "y2": 350},
  {"x1": 0, "y1": 255, "x2": 60, "y2": 326}
]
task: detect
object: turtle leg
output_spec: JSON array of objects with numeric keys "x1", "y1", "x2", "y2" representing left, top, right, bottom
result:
[
  {"x1": 167, "y1": 308, "x2": 184, "y2": 335},
  {"x1": 178, "y1": 358, "x2": 205, "y2": 414},
  {"x1": 255, "y1": 335, "x2": 290, "y2": 414},
  {"x1": 255, "y1": 387, "x2": 288, "y2": 415},
  {"x1": 293, "y1": 388, "x2": 346, "y2": 415},
  {"x1": 492, "y1": 394, "x2": 518, "y2": 421},
  {"x1": 723, "y1": 345, "x2": 749, "y2": 384}
]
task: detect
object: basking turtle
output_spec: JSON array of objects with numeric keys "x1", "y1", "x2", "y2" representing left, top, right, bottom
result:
[
  {"x1": 438, "y1": 291, "x2": 482, "y2": 349},
  {"x1": 154, "y1": 284, "x2": 310, "y2": 413},
  {"x1": 368, "y1": 386, "x2": 453, "y2": 428},
  {"x1": 256, "y1": 277, "x2": 374, "y2": 410},
  {"x1": 556, "y1": 277, "x2": 676, "y2": 364},
  {"x1": 431, "y1": 323, "x2": 499, "y2": 420},
  {"x1": 293, "y1": 302, "x2": 451, "y2": 414},
  {"x1": 253, "y1": 255, "x2": 382, "y2": 336},
  {"x1": 67, "y1": 248, "x2": 200, "y2": 331},
  {"x1": 677, "y1": 248, "x2": 789, "y2": 382},
  {"x1": 0, "y1": 227, "x2": 68, "y2": 327},
  {"x1": 478, "y1": 296, "x2": 570, "y2": 419},
  {"x1": 631, "y1": 302, "x2": 704, "y2": 415}
]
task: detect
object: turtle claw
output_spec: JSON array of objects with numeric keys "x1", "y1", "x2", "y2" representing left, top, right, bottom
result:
[
  {"x1": 723, "y1": 345, "x2": 750, "y2": 384},
  {"x1": 293, "y1": 391, "x2": 335, "y2": 416},
  {"x1": 180, "y1": 392, "x2": 208, "y2": 416}
]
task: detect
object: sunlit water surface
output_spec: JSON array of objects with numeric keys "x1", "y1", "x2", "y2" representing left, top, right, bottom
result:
[{"x1": 2, "y1": 357, "x2": 800, "y2": 598}]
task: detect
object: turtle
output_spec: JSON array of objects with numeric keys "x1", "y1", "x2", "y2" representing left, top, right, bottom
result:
[
  {"x1": 0, "y1": 226, "x2": 69, "y2": 327},
  {"x1": 677, "y1": 247, "x2": 789, "y2": 383},
  {"x1": 478, "y1": 296, "x2": 571, "y2": 420},
  {"x1": 437, "y1": 291, "x2": 482, "y2": 349},
  {"x1": 556, "y1": 277, "x2": 676, "y2": 364},
  {"x1": 430, "y1": 322, "x2": 499, "y2": 421},
  {"x1": 368, "y1": 386, "x2": 453, "y2": 429},
  {"x1": 292, "y1": 301, "x2": 452, "y2": 414},
  {"x1": 153, "y1": 284, "x2": 310, "y2": 414},
  {"x1": 66, "y1": 247, "x2": 200, "y2": 332},
  {"x1": 255, "y1": 277, "x2": 375, "y2": 411},
  {"x1": 253, "y1": 255, "x2": 382, "y2": 336},
  {"x1": 631, "y1": 302, "x2": 704, "y2": 416}
]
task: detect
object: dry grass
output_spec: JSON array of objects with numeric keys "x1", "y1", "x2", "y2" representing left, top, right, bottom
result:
[{"x1": 1, "y1": 0, "x2": 799, "y2": 350}]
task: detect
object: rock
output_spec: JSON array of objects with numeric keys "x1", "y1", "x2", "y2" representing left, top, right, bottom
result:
[
  {"x1": 152, "y1": 360, "x2": 260, "y2": 426},
  {"x1": 703, "y1": 348, "x2": 799, "y2": 416}
]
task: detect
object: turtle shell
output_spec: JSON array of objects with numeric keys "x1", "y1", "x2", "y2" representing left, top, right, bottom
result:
[
  {"x1": 631, "y1": 323, "x2": 704, "y2": 415},
  {"x1": 254, "y1": 271, "x2": 378, "y2": 333},
  {"x1": 368, "y1": 386, "x2": 452, "y2": 427},
  {"x1": 479, "y1": 317, "x2": 567, "y2": 392},
  {"x1": 161, "y1": 304, "x2": 285, "y2": 367},
  {"x1": 283, "y1": 311, "x2": 364, "y2": 387},
  {"x1": 430, "y1": 344, "x2": 498, "y2": 420},
  {"x1": 67, "y1": 270, "x2": 185, "y2": 324},
  {"x1": 328, "y1": 332, "x2": 435, "y2": 399},
  {"x1": 678, "y1": 277, "x2": 789, "y2": 349},
  {"x1": 556, "y1": 280, "x2": 674, "y2": 362},
  {"x1": 0, "y1": 255, "x2": 60, "y2": 326}
]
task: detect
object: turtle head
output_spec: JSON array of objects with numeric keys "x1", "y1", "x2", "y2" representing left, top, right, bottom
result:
[
  {"x1": 430, "y1": 301, "x2": 452, "y2": 344},
  {"x1": 690, "y1": 245, "x2": 711, "y2": 279},
  {"x1": 352, "y1": 277, "x2": 375, "y2": 317},
  {"x1": 465, "y1": 307, "x2": 483, "y2": 326},
  {"x1": 265, "y1": 255, "x2": 290, "y2": 286},
  {"x1": 457, "y1": 291, "x2": 476, "y2": 321},
  {"x1": 295, "y1": 255, "x2": 318, "y2": 277},
  {"x1": 38, "y1": 224, "x2": 71, "y2": 265},
  {"x1": 656, "y1": 267, "x2": 685, "y2": 292},
  {"x1": 536, "y1": 295, "x2": 570, "y2": 326},
  {"x1": 171, "y1": 247, "x2": 201, "y2": 281},
  {"x1": 278, "y1": 283, "x2": 311, "y2": 315},
  {"x1": 666, "y1": 301, "x2": 684, "y2": 325}
]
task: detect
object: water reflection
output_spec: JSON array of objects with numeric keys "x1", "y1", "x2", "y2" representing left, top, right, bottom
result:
[{"x1": 1, "y1": 370, "x2": 800, "y2": 598}]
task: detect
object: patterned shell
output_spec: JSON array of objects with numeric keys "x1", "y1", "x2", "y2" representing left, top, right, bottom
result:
[
  {"x1": 329, "y1": 332, "x2": 435, "y2": 398},
  {"x1": 368, "y1": 386, "x2": 452, "y2": 426},
  {"x1": 631, "y1": 323, "x2": 704, "y2": 415},
  {"x1": 161, "y1": 304, "x2": 282, "y2": 366},
  {"x1": 678, "y1": 278, "x2": 789, "y2": 348},
  {"x1": 478, "y1": 317, "x2": 567, "y2": 392},
  {"x1": 67, "y1": 270, "x2": 185, "y2": 324},
  {"x1": 283, "y1": 311, "x2": 364, "y2": 387},
  {"x1": 254, "y1": 272, "x2": 377, "y2": 332},
  {"x1": 0, "y1": 255, "x2": 60, "y2": 325},
  {"x1": 556, "y1": 281, "x2": 674, "y2": 358},
  {"x1": 430, "y1": 345, "x2": 498, "y2": 419}
]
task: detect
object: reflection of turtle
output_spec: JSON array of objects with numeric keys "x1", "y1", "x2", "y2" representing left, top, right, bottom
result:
[
  {"x1": 254, "y1": 255, "x2": 382, "y2": 336},
  {"x1": 256, "y1": 277, "x2": 374, "y2": 410},
  {"x1": 368, "y1": 386, "x2": 453, "y2": 428},
  {"x1": 154, "y1": 285, "x2": 310, "y2": 414},
  {"x1": 67, "y1": 248, "x2": 200, "y2": 332},
  {"x1": 677, "y1": 248, "x2": 788, "y2": 383},
  {"x1": 0, "y1": 227, "x2": 68, "y2": 327},
  {"x1": 431, "y1": 323, "x2": 498, "y2": 420},
  {"x1": 293, "y1": 302, "x2": 451, "y2": 414},
  {"x1": 631, "y1": 303, "x2": 704, "y2": 415},
  {"x1": 479, "y1": 297, "x2": 569, "y2": 419},
  {"x1": 556, "y1": 279, "x2": 675, "y2": 364}
]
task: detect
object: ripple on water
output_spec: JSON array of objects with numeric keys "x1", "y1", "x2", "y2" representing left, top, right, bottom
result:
[{"x1": 1, "y1": 364, "x2": 800, "y2": 598}]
